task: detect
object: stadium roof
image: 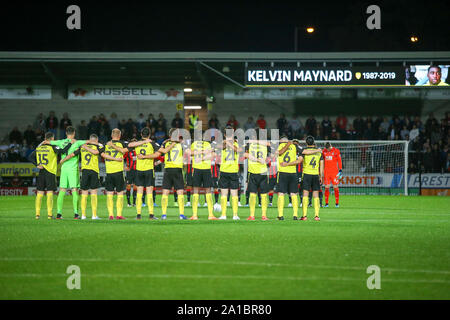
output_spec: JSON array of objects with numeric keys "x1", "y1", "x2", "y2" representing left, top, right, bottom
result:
[{"x1": 0, "y1": 51, "x2": 449, "y2": 87}]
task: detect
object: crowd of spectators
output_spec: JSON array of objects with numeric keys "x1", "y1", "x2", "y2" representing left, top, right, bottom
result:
[{"x1": 1, "y1": 111, "x2": 449, "y2": 175}]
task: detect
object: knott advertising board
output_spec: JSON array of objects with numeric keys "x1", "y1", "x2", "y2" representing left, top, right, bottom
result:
[{"x1": 68, "y1": 85, "x2": 183, "y2": 100}]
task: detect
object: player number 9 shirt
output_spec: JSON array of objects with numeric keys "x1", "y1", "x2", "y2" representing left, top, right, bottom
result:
[{"x1": 135, "y1": 141, "x2": 160, "y2": 171}]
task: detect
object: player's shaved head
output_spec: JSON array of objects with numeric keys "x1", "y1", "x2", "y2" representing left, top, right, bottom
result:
[
  {"x1": 306, "y1": 135, "x2": 315, "y2": 146},
  {"x1": 89, "y1": 134, "x2": 98, "y2": 141},
  {"x1": 141, "y1": 127, "x2": 150, "y2": 138},
  {"x1": 111, "y1": 128, "x2": 121, "y2": 139},
  {"x1": 45, "y1": 132, "x2": 54, "y2": 140}
]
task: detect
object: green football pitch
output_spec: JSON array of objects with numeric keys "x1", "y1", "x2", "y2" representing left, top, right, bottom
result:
[{"x1": 0, "y1": 195, "x2": 449, "y2": 300}]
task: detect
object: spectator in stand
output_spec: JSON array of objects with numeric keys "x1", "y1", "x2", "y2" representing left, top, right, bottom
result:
[
  {"x1": 147, "y1": 113, "x2": 157, "y2": 129},
  {"x1": 59, "y1": 112, "x2": 72, "y2": 139},
  {"x1": 312, "y1": 123, "x2": 323, "y2": 140},
  {"x1": 408, "y1": 162, "x2": 417, "y2": 174},
  {"x1": 413, "y1": 116, "x2": 424, "y2": 133},
  {"x1": 45, "y1": 111, "x2": 58, "y2": 137},
  {"x1": 108, "y1": 112, "x2": 119, "y2": 130},
  {"x1": 171, "y1": 112, "x2": 184, "y2": 129},
  {"x1": 279, "y1": 123, "x2": 293, "y2": 139},
  {"x1": 98, "y1": 118, "x2": 111, "y2": 143},
  {"x1": 77, "y1": 120, "x2": 89, "y2": 140},
  {"x1": 9, "y1": 126, "x2": 22, "y2": 144},
  {"x1": 119, "y1": 119, "x2": 127, "y2": 131},
  {"x1": 256, "y1": 114, "x2": 267, "y2": 129},
  {"x1": 400, "y1": 125, "x2": 410, "y2": 140},
  {"x1": 136, "y1": 113, "x2": 146, "y2": 130},
  {"x1": 345, "y1": 124, "x2": 357, "y2": 140},
  {"x1": 23, "y1": 125, "x2": 36, "y2": 147},
  {"x1": 440, "y1": 119, "x2": 448, "y2": 141},
  {"x1": 34, "y1": 113, "x2": 46, "y2": 132},
  {"x1": 0, "y1": 141, "x2": 9, "y2": 163},
  {"x1": 353, "y1": 116, "x2": 366, "y2": 139},
  {"x1": 366, "y1": 116, "x2": 374, "y2": 130},
  {"x1": 88, "y1": 115, "x2": 100, "y2": 136},
  {"x1": 208, "y1": 113, "x2": 220, "y2": 129},
  {"x1": 373, "y1": 115, "x2": 383, "y2": 131},
  {"x1": 8, "y1": 141, "x2": 21, "y2": 162},
  {"x1": 35, "y1": 128, "x2": 44, "y2": 143},
  {"x1": 379, "y1": 117, "x2": 390, "y2": 134},
  {"x1": 158, "y1": 113, "x2": 167, "y2": 132},
  {"x1": 11, "y1": 172, "x2": 22, "y2": 187},
  {"x1": 321, "y1": 116, "x2": 332, "y2": 138},
  {"x1": 409, "y1": 124, "x2": 420, "y2": 141},
  {"x1": 276, "y1": 114, "x2": 287, "y2": 131},
  {"x1": 227, "y1": 115, "x2": 239, "y2": 130},
  {"x1": 305, "y1": 115, "x2": 317, "y2": 136},
  {"x1": 430, "y1": 119, "x2": 441, "y2": 145},
  {"x1": 124, "y1": 118, "x2": 136, "y2": 140},
  {"x1": 376, "y1": 126, "x2": 388, "y2": 140},
  {"x1": 336, "y1": 113, "x2": 348, "y2": 134},
  {"x1": 363, "y1": 122, "x2": 376, "y2": 140},
  {"x1": 431, "y1": 144, "x2": 441, "y2": 172},
  {"x1": 425, "y1": 112, "x2": 436, "y2": 137},
  {"x1": 330, "y1": 123, "x2": 338, "y2": 140},
  {"x1": 154, "y1": 126, "x2": 166, "y2": 145},
  {"x1": 244, "y1": 117, "x2": 256, "y2": 131},
  {"x1": 289, "y1": 114, "x2": 302, "y2": 138}
]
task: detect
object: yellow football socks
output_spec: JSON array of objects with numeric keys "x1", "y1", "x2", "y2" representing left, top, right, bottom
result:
[
  {"x1": 249, "y1": 193, "x2": 256, "y2": 217},
  {"x1": 46, "y1": 192, "x2": 53, "y2": 217},
  {"x1": 292, "y1": 194, "x2": 299, "y2": 217},
  {"x1": 314, "y1": 197, "x2": 320, "y2": 217},
  {"x1": 136, "y1": 193, "x2": 143, "y2": 215},
  {"x1": 231, "y1": 196, "x2": 239, "y2": 217},
  {"x1": 81, "y1": 194, "x2": 88, "y2": 217},
  {"x1": 206, "y1": 193, "x2": 214, "y2": 217},
  {"x1": 302, "y1": 197, "x2": 309, "y2": 217},
  {"x1": 221, "y1": 196, "x2": 227, "y2": 217},
  {"x1": 91, "y1": 194, "x2": 97, "y2": 218},
  {"x1": 177, "y1": 194, "x2": 184, "y2": 215},
  {"x1": 107, "y1": 194, "x2": 114, "y2": 217},
  {"x1": 192, "y1": 194, "x2": 199, "y2": 217},
  {"x1": 117, "y1": 195, "x2": 124, "y2": 217},
  {"x1": 261, "y1": 193, "x2": 268, "y2": 217},
  {"x1": 161, "y1": 194, "x2": 168, "y2": 215},
  {"x1": 277, "y1": 194, "x2": 284, "y2": 217},
  {"x1": 146, "y1": 193, "x2": 154, "y2": 215},
  {"x1": 35, "y1": 193, "x2": 43, "y2": 217}
]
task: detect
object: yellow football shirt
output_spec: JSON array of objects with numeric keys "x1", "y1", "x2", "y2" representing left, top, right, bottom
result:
[
  {"x1": 220, "y1": 141, "x2": 239, "y2": 173},
  {"x1": 247, "y1": 143, "x2": 269, "y2": 174},
  {"x1": 35, "y1": 144, "x2": 59, "y2": 175},
  {"x1": 191, "y1": 141, "x2": 212, "y2": 170},
  {"x1": 302, "y1": 148, "x2": 323, "y2": 175},
  {"x1": 135, "y1": 141, "x2": 160, "y2": 171},
  {"x1": 79, "y1": 144, "x2": 103, "y2": 173},
  {"x1": 164, "y1": 142, "x2": 183, "y2": 169},
  {"x1": 277, "y1": 142, "x2": 298, "y2": 174},
  {"x1": 104, "y1": 140, "x2": 126, "y2": 174}
]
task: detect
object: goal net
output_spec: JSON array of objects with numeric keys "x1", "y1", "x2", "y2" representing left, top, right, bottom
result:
[{"x1": 241, "y1": 140, "x2": 409, "y2": 196}]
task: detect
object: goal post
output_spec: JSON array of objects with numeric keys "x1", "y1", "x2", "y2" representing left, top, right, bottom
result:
[{"x1": 241, "y1": 140, "x2": 410, "y2": 196}]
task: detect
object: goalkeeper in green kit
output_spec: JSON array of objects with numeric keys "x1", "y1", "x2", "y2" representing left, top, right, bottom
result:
[{"x1": 43, "y1": 126, "x2": 97, "y2": 219}]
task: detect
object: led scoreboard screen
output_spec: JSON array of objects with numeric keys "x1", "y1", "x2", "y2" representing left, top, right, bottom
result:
[{"x1": 245, "y1": 65, "x2": 450, "y2": 87}]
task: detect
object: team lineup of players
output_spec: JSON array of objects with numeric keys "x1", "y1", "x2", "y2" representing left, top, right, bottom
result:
[{"x1": 31, "y1": 125, "x2": 343, "y2": 221}]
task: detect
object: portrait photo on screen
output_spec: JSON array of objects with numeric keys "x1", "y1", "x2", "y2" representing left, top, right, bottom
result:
[{"x1": 405, "y1": 65, "x2": 450, "y2": 86}]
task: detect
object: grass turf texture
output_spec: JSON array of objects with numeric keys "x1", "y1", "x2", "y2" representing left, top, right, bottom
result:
[{"x1": 0, "y1": 195, "x2": 449, "y2": 300}]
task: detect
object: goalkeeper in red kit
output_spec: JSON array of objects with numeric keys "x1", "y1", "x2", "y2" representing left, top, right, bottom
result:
[{"x1": 322, "y1": 142, "x2": 343, "y2": 207}]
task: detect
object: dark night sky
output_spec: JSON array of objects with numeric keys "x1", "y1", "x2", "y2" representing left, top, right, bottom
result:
[{"x1": 0, "y1": 1, "x2": 449, "y2": 52}]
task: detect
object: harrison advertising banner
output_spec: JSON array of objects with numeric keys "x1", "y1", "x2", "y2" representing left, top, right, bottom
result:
[
  {"x1": 68, "y1": 85, "x2": 183, "y2": 101},
  {"x1": 0, "y1": 163, "x2": 38, "y2": 177}
]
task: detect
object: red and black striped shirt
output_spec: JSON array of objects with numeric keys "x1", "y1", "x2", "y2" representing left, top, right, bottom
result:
[{"x1": 124, "y1": 150, "x2": 137, "y2": 170}]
